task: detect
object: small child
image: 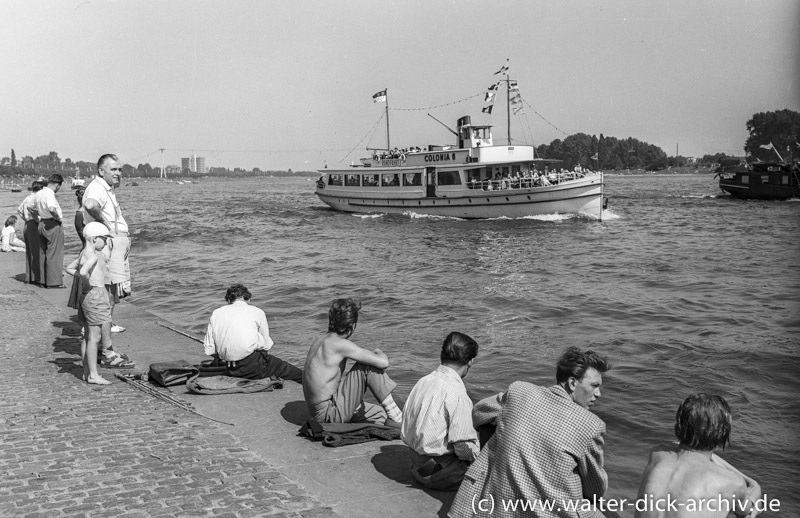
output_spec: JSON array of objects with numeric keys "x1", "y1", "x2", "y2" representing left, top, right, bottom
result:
[
  {"x1": 1, "y1": 215, "x2": 26, "y2": 252},
  {"x1": 65, "y1": 222, "x2": 114, "y2": 385}
]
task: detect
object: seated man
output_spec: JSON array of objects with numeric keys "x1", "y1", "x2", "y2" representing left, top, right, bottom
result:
[
  {"x1": 635, "y1": 393, "x2": 762, "y2": 518},
  {"x1": 202, "y1": 284, "x2": 303, "y2": 382},
  {"x1": 401, "y1": 331, "x2": 479, "y2": 491},
  {"x1": 450, "y1": 346, "x2": 611, "y2": 518},
  {"x1": 303, "y1": 298, "x2": 403, "y2": 427}
]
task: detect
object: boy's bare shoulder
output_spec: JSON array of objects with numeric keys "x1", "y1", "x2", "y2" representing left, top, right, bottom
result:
[
  {"x1": 706, "y1": 459, "x2": 748, "y2": 493},
  {"x1": 647, "y1": 442, "x2": 680, "y2": 459},
  {"x1": 321, "y1": 333, "x2": 358, "y2": 351}
]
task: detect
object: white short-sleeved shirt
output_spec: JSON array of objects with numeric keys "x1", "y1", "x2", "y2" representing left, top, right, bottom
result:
[
  {"x1": 82, "y1": 178, "x2": 128, "y2": 234},
  {"x1": 33, "y1": 186, "x2": 62, "y2": 220},
  {"x1": 202, "y1": 300, "x2": 274, "y2": 361},
  {"x1": 17, "y1": 193, "x2": 38, "y2": 222}
]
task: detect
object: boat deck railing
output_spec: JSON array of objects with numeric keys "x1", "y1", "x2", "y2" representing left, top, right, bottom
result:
[{"x1": 467, "y1": 171, "x2": 599, "y2": 191}]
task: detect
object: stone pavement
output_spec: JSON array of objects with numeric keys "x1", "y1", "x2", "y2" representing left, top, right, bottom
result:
[
  {"x1": 0, "y1": 247, "x2": 455, "y2": 518},
  {"x1": 0, "y1": 255, "x2": 336, "y2": 517}
]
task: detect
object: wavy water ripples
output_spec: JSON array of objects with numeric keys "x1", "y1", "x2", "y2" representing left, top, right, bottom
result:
[{"x1": 42, "y1": 174, "x2": 798, "y2": 514}]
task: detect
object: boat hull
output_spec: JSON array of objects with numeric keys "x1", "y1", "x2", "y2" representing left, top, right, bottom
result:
[
  {"x1": 719, "y1": 179, "x2": 800, "y2": 200},
  {"x1": 717, "y1": 162, "x2": 800, "y2": 200},
  {"x1": 316, "y1": 175, "x2": 604, "y2": 220}
]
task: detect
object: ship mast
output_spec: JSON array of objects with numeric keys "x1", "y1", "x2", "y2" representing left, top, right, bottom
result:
[
  {"x1": 385, "y1": 88, "x2": 390, "y2": 151},
  {"x1": 506, "y1": 78, "x2": 511, "y2": 145}
]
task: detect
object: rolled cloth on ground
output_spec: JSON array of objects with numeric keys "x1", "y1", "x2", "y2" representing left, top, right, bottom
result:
[
  {"x1": 186, "y1": 375, "x2": 284, "y2": 394},
  {"x1": 298, "y1": 420, "x2": 400, "y2": 447}
]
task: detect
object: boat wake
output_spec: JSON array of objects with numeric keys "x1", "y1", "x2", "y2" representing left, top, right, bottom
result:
[
  {"x1": 599, "y1": 209, "x2": 621, "y2": 220},
  {"x1": 403, "y1": 210, "x2": 617, "y2": 222},
  {"x1": 351, "y1": 213, "x2": 385, "y2": 219},
  {"x1": 405, "y1": 211, "x2": 465, "y2": 221},
  {"x1": 678, "y1": 194, "x2": 719, "y2": 199}
]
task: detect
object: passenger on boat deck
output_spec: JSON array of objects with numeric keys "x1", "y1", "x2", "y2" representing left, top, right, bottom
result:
[
  {"x1": 303, "y1": 298, "x2": 403, "y2": 428},
  {"x1": 501, "y1": 172, "x2": 512, "y2": 190},
  {"x1": 634, "y1": 394, "x2": 762, "y2": 518},
  {"x1": 202, "y1": 284, "x2": 304, "y2": 383},
  {"x1": 401, "y1": 331, "x2": 479, "y2": 491},
  {"x1": 450, "y1": 346, "x2": 612, "y2": 518}
]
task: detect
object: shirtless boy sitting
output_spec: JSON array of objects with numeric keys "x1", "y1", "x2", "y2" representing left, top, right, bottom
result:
[
  {"x1": 303, "y1": 298, "x2": 403, "y2": 428},
  {"x1": 635, "y1": 393, "x2": 762, "y2": 518}
]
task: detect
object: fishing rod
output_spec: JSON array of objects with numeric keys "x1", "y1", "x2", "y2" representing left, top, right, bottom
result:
[
  {"x1": 157, "y1": 320, "x2": 280, "y2": 344},
  {"x1": 157, "y1": 321, "x2": 203, "y2": 344},
  {"x1": 114, "y1": 372, "x2": 234, "y2": 426}
]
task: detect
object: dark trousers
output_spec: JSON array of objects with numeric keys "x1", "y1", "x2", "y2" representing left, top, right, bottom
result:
[
  {"x1": 227, "y1": 350, "x2": 303, "y2": 383},
  {"x1": 38, "y1": 219, "x2": 64, "y2": 287},
  {"x1": 24, "y1": 220, "x2": 41, "y2": 284}
]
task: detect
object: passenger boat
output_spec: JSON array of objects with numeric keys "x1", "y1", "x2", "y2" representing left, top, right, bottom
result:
[
  {"x1": 314, "y1": 82, "x2": 605, "y2": 220},
  {"x1": 716, "y1": 161, "x2": 800, "y2": 200},
  {"x1": 71, "y1": 171, "x2": 85, "y2": 190}
]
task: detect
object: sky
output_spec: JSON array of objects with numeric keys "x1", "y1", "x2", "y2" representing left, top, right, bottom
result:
[{"x1": 1, "y1": 0, "x2": 798, "y2": 172}]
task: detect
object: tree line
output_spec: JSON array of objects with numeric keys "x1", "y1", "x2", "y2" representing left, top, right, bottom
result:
[
  {"x1": 534, "y1": 109, "x2": 799, "y2": 171},
  {"x1": 0, "y1": 151, "x2": 315, "y2": 179},
  {"x1": 3, "y1": 109, "x2": 796, "y2": 178}
]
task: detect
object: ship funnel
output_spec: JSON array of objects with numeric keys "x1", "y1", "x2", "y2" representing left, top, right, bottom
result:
[{"x1": 457, "y1": 116, "x2": 472, "y2": 129}]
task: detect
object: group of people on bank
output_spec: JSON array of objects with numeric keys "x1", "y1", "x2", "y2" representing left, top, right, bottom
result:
[
  {"x1": 200, "y1": 287, "x2": 763, "y2": 518},
  {"x1": 8, "y1": 154, "x2": 136, "y2": 383}
]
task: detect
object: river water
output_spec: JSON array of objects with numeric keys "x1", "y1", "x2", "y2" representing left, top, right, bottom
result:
[{"x1": 3, "y1": 174, "x2": 798, "y2": 515}]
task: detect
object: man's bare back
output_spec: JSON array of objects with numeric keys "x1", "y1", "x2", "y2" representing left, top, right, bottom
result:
[
  {"x1": 303, "y1": 332, "x2": 389, "y2": 407},
  {"x1": 635, "y1": 444, "x2": 759, "y2": 518}
]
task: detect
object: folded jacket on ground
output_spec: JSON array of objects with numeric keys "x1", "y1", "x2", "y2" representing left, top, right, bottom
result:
[
  {"x1": 298, "y1": 420, "x2": 400, "y2": 447},
  {"x1": 186, "y1": 375, "x2": 284, "y2": 394}
]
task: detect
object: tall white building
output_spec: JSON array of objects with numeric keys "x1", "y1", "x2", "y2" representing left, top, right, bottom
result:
[{"x1": 181, "y1": 155, "x2": 206, "y2": 174}]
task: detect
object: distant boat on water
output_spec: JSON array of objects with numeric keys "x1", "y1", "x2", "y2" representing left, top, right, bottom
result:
[
  {"x1": 71, "y1": 170, "x2": 86, "y2": 189},
  {"x1": 315, "y1": 79, "x2": 604, "y2": 219},
  {"x1": 315, "y1": 119, "x2": 603, "y2": 219},
  {"x1": 716, "y1": 161, "x2": 800, "y2": 200}
]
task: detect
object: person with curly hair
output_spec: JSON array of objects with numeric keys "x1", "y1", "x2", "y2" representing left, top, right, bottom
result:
[{"x1": 303, "y1": 298, "x2": 403, "y2": 428}]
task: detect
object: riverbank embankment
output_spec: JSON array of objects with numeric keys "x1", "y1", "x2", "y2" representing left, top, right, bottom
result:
[{"x1": 0, "y1": 251, "x2": 454, "y2": 517}]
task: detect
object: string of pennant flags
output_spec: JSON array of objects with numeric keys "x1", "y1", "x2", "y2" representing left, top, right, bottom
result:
[
  {"x1": 372, "y1": 90, "x2": 485, "y2": 112},
  {"x1": 369, "y1": 59, "x2": 569, "y2": 136}
]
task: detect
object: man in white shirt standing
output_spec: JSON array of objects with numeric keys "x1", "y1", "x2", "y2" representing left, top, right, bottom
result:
[
  {"x1": 203, "y1": 284, "x2": 303, "y2": 383},
  {"x1": 17, "y1": 180, "x2": 44, "y2": 285},
  {"x1": 401, "y1": 331, "x2": 480, "y2": 491},
  {"x1": 33, "y1": 174, "x2": 65, "y2": 288},
  {"x1": 83, "y1": 154, "x2": 131, "y2": 334}
]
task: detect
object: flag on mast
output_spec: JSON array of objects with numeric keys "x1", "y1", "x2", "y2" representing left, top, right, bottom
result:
[
  {"x1": 494, "y1": 60, "x2": 509, "y2": 75},
  {"x1": 759, "y1": 142, "x2": 774, "y2": 150},
  {"x1": 484, "y1": 92, "x2": 496, "y2": 103},
  {"x1": 372, "y1": 90, "x2": 387, "y2": 103},
  {"x1": 482, "y1": 105, "x2": 493, "y2": 114}
]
